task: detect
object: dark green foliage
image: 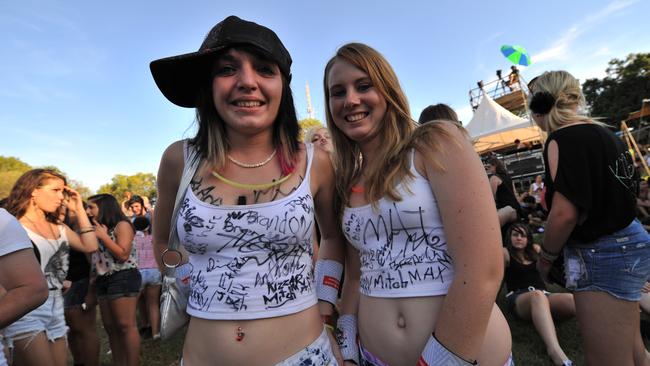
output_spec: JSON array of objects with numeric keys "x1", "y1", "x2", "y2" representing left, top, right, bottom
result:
[{"x1": 583, "y1": 53, "x2": 650, "y2": 127}]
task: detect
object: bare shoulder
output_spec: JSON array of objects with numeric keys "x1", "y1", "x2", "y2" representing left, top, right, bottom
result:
[
  {"x1": 115, "y1": 220, "x2": 134, "y2": 234},
  {"x1": 489, "y1": 175, "x2": 502, "y2": 184},
  {"x1": 413, "y1": 121, "x2": 476, "y2": 174},
  {"x1": 413, "y1": 121, "x2": 463, "y2": 171},
  {"x1": 307, "y1": 143, "x2": 334, "y2": 197},
  {"x1": 413, "y1": 121, "x2": 471, "y2": 156},
  {"x1": 160, "y1": 140, "x2": 186, "y2": 173}
]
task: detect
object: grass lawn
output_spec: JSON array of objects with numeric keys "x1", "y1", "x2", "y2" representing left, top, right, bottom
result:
[
  {"x1": 91, "y1": 290, "x2": 649, "y2": 365},
  {"x1": 90, "y1": 292, "x2": 650, "y2": 365},
  {"x1": 499, "y1": 283, "x2": 584, "y2": 365},
  {"x1": 93, "y1": 233, "x2": 650, "y2": 366}
]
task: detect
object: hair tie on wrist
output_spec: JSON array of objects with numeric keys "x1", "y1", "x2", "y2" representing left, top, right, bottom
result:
[{"x1": 529, "y1": 91, "x2": 556, "y2": 115}]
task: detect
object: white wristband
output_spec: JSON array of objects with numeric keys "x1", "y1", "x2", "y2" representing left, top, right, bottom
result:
[
  {"x1": 315, "y1": 259, "x2": 343, "y2": 306},
  {"x1": 336, "y1": 314, "x2": 359, "y2": 364},
  {"x1": 418, "y1": 334, "x2": 477, "y2": 366}
]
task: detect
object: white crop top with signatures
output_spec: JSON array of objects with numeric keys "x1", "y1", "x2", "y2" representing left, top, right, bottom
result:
[
  {"x1": 342, "y1": 151, "x2": 455, "y2": 298},
  {"x1": 177, "y1": 144, "x2": 317, "y2": 320}
]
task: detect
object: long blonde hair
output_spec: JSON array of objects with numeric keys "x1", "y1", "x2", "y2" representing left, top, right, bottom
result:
[
  {"x1": 323, "y1": 43, "x2": 415, "y2": 209},
  {"x1": 529, "y1": 70, "x2": 594, "y2": 132}
]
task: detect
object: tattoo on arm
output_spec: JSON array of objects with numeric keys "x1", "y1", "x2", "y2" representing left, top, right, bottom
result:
[{"x1": 190, "y1": 178, "x2": 223, "y2": 206}]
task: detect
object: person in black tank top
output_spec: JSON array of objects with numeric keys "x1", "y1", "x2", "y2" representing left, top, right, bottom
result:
[
  {"x1": 485, "y1": 156, "x2": 522, "y2": 232},
  {"x1": 62, "y1": 203, "x2": 100, "y2": 366},
  {"x1": 503, "y1": 223, "x2": 575, "y2": 365}
]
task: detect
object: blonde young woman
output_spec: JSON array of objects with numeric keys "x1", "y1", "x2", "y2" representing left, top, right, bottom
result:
[
  {"x1": 305, "y1": 126, "x2": 334, "y2": 154},
  {"x1": 323, "y1": 43, "x2": 511, "y2": 366},
  {"x1": 150, "y1": 16, "x2": 345, "y2": 365},
  {"x1": 531, "y1": 71, "x2": 650, "y2": 365},
  {"x1": 3, "y1": 169, "x2": 98, "y2": 366}
]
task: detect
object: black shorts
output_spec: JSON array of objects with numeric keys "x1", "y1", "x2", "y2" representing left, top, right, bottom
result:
[
  {"x1": 63, "y1": 277, "x2": 90, "y2": 309},
  {"x1": 96, "y1": 268, "x2": 142, "y2": 301},
  {"x1": 505, "y1": 286, "x2": 550, "y2": 315}
]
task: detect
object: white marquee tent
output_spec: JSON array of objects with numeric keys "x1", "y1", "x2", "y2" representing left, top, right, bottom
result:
[{"x1": 464, "y1": 92, "x2": 543, "y2": 153}]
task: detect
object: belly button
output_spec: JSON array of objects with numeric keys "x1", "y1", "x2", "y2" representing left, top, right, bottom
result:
[{"x1": 397, "y1": 315, "x2": 406, "y2": 328}]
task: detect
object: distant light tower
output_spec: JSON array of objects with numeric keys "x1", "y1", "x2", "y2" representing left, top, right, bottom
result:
[{"x1": 305, "y1": 82, "x2": 315, "y2": 119}]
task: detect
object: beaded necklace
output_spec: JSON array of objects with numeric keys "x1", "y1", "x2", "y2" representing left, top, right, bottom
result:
[
  {"x1": 227, "y1": 150, "x2": 276, "y2": 169},
  {"x1": 211, "y1": 170, "x2": 293, "y2": 191}
]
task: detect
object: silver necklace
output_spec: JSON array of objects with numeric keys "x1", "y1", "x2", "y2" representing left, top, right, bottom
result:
[{"x1": 227, "y1": 150, "x2": 277, "y2": 169}]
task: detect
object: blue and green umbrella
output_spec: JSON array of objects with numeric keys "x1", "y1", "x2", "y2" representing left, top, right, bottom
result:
[{"x1": 500, "y1": 45, "x2": 531, "y2": 66}]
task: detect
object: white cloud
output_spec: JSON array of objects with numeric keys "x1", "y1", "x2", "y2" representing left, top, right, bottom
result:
[
  {"x1": 532, "y1": 0, "x2": 637, "y2": 64},
  {"x1": 533, "y1": 26, "x2": 580, "y2": 63}
]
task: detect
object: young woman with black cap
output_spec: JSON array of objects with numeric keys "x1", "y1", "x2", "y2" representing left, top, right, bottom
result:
[
  {"x1": 150, "y1": 16, "x2": 344, "y2": 365},
  {"x1": 323, "y1": 43, "x2": 512, "y2": 366}
]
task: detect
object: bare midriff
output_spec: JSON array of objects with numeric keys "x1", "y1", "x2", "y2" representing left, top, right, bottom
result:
[
  {"x1": 181, "y1": 305, "x2": 323, "y2": 366},
  {"x1": 358, "y1": 295, "x2": 512, "y2": 366}
]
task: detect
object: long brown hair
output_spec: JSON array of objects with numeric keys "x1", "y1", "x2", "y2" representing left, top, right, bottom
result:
[
  {"x1": 324, "y1": 43, "x2": 415, "y2": 210},
  {"x1": 5, "y1": 169, "x2": 67, "y2": 222}
]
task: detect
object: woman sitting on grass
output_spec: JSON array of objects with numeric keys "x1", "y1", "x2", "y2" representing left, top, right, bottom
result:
[{"x1": 503, "y1": 222, "x2": 575, "y2": 366}]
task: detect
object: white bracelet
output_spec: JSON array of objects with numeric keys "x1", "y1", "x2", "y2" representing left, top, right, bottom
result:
[
  {"x1": 419, "y1": 334, "x2": 477, "y2": 365},
  {"x1": 315, "y1": 259, "x2": 343, "y2": 306},
  {"x1": 336, "y1": 314, "x2": 359, "y2": 364}
]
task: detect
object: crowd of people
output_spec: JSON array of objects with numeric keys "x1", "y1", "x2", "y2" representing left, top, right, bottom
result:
[
  {"x1": 0, "y1": 178, "x2": 157, "y2": 366},
  {"x1": 1, "y1": 15, "x2": 649, "y2": 366}
]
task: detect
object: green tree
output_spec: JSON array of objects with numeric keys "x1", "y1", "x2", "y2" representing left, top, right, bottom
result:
[
  {"x1": 0, "y1": 156, "x2": 31, "y2": 172},
  {"x1": 97, "y1": 172, "x2": 157, "y2": 201},
  {"x1": 68, "y1": 179, "x2": 93, "y2": 200},
  {"x1": 0, "y1": 156, "x2": 93, "y2": 200},
  {"x1": 298, "y1": 118, "x2": 324, "y2": 142},
  {"x1": 0, "y1": 156, "x2": 32, "y2": 198},
  {"x1": 583, "y1": 53, "x2": 650, "y2": 126}
]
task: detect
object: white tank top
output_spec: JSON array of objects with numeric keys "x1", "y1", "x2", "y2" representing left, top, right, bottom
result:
[
  {"x1": 342, "y1": 151, "x2": 455, "y2": 297},
  {"x1": 24, "y1": 225, "x2": 69, "y2": 290},
  {"x1": 177, "y1": 144, "x2": 317, "y2": 320}
]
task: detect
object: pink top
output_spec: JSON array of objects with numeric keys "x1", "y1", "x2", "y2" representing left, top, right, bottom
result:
[{"x1": 134, "y1": 232, "x2": 156, "y2": 269}]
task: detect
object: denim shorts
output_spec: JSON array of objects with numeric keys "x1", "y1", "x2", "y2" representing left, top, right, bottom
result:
[
  {"x1": 63, "y1": 277, "x2": 89, "y2": 309},
  {"x1": 3, "y1": 290, "x2": 68, "y2": 348},
  {"x1": 96, "y1": 268, "x2": 142, "y2": 301},
  {"x1": 140, "y1": 268, "x2": 162, "y2": 289},
  {"x1": 0, "y1": 334, "x2": 7, "y2": 366},
  {"x1": 505, "y1": 286, "x2": 551, "y2": 314},
  {"x1": 565, "y1": 219, "x2": 650, "y2": 301}
]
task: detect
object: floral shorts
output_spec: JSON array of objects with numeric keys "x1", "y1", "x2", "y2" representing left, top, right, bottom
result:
[
  {"x1": 276, "y1": 328, "x2": 337, "y2": 366},
  {"x1": 180, "y1": 327, "x2": 337, "y2": 366}
]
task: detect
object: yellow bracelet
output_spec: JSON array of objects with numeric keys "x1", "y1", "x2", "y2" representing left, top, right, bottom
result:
[{"x1": 324, "y1": 324, "x2": 335, "y2": 332}]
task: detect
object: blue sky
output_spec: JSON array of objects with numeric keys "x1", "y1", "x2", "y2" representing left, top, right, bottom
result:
[{"x1": 1, "y1": 0, "x2": 649, "y2": 191}]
